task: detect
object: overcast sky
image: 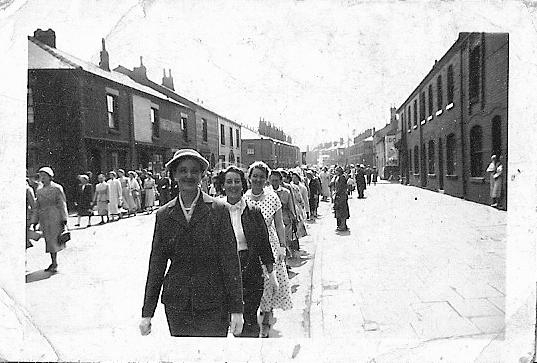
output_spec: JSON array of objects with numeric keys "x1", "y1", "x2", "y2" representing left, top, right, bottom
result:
[{"x1": 6, "y1": 0, "x2": 536, "y2": 148}]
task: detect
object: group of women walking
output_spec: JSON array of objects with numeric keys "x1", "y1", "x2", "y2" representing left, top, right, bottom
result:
[{"x1": 140, "y1": 150, "x2": 296, "y2": 338}]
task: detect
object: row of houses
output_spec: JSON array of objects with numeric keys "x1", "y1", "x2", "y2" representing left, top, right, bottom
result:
[
  {"x1": 305, "y1": 32, "x2": 508, "y2": 209},
  {"x1": 27, "y1": 28, "x2": 301, "y2": 205}
]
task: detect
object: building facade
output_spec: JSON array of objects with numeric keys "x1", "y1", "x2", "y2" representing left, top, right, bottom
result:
[
  {"x1": 373, "y1": 108, "x2": 399, "y2": 179},
  {"x1": 397, "y1": 32, "x2": 508, "y2": 208},
  {"x1": 28, "y1": 29, "x2": 195, "y2": 206},
  {"x1": 217, "y1": 116, "x2": 242, "y2": 169},
  {"x1": 347, "y1": 129, "x2": 375, "y2": 167},
  {"x1": 241, "y1": 128, "x2": 301, "y2": 169}
]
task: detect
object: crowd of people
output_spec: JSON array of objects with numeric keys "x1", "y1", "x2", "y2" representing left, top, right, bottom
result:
[{"x1": 25, "y1": 148, "x2": 378, "y2": 338}]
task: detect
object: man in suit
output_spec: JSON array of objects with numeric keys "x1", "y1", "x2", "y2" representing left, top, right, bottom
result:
[{"x1": 140, "y1": 149, "x2": 244, "y2": 337}]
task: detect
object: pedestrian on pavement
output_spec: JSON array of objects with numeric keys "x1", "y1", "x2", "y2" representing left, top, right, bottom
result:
[
  {"x1": 74, "y1": 174, "x2": 93, "y2": 227},
  {"x1": 220, "y1": 165, "x2": 277, "y2": 337},
  {"x1": 278, "y1": 170, "x2": 300, "y2": 255},
  {"x1": 346, "y1": 173, "x2": 356, "y2": 197},
  {"x1": 156, "y1": 171, "x2": 172, "y2": 206},
  {"x1": 93, "y1": 173, "x2": 110, "y2": 225},
  {"x1": 291, "y1": 171, "x2": 309, "y2": 238},
  {"x1": 366, "y1": 166, "x2": 372, "y2": 186},
  {"x1": 270, "y1": 171, "x2": 298, "y2": 257},
  {"x1": 140, "y1": 149, "x2": 244, "y2": 337},
  {"x1": 372, "y1": 167, "x2": 378, "y2": 186},
  {"x1": 334, "y1": 167, "x2": 350, "y2": 232},
  {"x1": 118, "y1": 169, "x2": 136, "y2": 217},
  {"x1": 30, "y1": 167, "x2": 69, "y2": 273},
  {"x1": 244, "y1": 161, "x2": 292, "y2": 338},
  {"x1": 306, "y1": 171, "x2": 321, "y2": 218},
  {"x1": 486, "y1": 155, "x2": 504, "y2": 208},
  {"x1": 127, "y1": 171, "x2": 141, "y2": 214},
  {"x1": 26, "y1": 179, "x2": 39, "y2": 249},
  {"x1": 355, "y1": 165, "x2": 367, "y2": 199},
  {"x1": 139, "y1": 169, "x2": 148, "y2": 211},
  {"x1": 107, "y1": 171, "x2": 122, "y2": 221},
  {"x1": 144, "y1": 172, "x2": 157, "y2": 214},
  {"x1": 319, "y1": 167, "x2": 331, "y2": 202}
]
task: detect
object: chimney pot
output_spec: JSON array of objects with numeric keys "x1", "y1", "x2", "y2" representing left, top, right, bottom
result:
[
  {"x1": 34, "y1": 28, "x2": 56, "y2": 48},
  {"x1": 99, "y1": 38, "x2": 110, "y2": 71}
]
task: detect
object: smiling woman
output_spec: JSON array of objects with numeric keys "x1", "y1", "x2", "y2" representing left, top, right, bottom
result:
[{"x1": 140, "y1": 149, "x2": 244, "y2": 337}]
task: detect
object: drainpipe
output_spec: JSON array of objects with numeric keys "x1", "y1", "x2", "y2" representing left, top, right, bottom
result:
[
  {"x1": 459, "y1": 34, "x2": 470, "y2": 198},
  {"x1": 128, "y1": 93, "x2": 136, "y2": 169}
]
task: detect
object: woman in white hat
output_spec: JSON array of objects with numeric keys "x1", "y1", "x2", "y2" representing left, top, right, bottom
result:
[
  {"x1": 30, "y1": 167, "x2": 69, "y2": 273},
  {"x1": 140, "y1": 149, "x2": 244, "y2": 337}
]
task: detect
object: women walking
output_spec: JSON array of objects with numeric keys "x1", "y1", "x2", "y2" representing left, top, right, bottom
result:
[
  {"x1": 334, "y1": 167, "x2": 350, "y2": 232},
  {"x1": 156, "y1": 171, "x2": 172, "y2": 206},
  {"x1": 220, "y1": 166, "x2": 277, "y2": 337},
  {"x1": 107, "y1": 171, "x2": 122, "y2": 221},
  {"x1": 118, "y1": 169, "x2": 136, "y2": 216},
  {"x1": 30, "y1": 167, "x2": 68, "y2": 273},
  {"x1": 486, "y1": 155, "x2": 504, "y2": 208},
  {"x1": 93, "y1": 174, "x2": 110, "y2": 225},
  {"x1": 74, "y1": 174, "x2": 93, "y2": 227},
  {"x1": 140, "y1": 149, "x2": 244, "y2": 337},
  {"x1": 127, "y1": 171, "x2": 141, "y2": 213},
  {"x1": 144, "y1": 172, "x2": 157, "y2": 213},
  {"x1": 244, "y1": 161, "x2": 292, "y2": 338},
  {"x1": 26, "y1": 179, "x2": 38, "y2": 249}
]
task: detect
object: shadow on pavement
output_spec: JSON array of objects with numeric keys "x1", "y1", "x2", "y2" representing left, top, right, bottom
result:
[{"x1": 25, "y1": 270, "x2": 54, "y2": 283}]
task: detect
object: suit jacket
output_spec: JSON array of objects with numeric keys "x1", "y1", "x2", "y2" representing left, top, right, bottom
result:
[
  {"x1": 239, "y1": 203, "x2": 275, "y2": 289},
  {"x1": 142, "y1": 192, "x2": 243, "y2": 318}
]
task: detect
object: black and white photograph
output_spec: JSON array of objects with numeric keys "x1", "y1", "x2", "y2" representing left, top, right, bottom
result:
[{"x1": 0, "y1": 0, "x2": 536, "y2": 361}]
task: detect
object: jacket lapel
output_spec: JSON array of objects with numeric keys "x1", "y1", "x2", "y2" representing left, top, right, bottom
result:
[
  {"x1": 188, "y1": 192, "x2": 213, "y2": 228},
  {"x1": 167, "y1": 197, "x2": 189, "y2": 229}
]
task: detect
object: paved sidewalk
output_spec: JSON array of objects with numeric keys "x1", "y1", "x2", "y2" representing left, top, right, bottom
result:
[{"x1": 309, "y1": 181, "x2": 507, "y2": 361}]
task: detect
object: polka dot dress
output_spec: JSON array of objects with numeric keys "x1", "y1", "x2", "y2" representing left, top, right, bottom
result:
[{"x1": 245, "y1": 188, "x2": 293, "y2": 311}]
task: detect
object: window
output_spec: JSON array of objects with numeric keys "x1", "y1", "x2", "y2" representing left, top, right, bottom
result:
[
  {"x1": 235, "y1": 129, "x2": 240, "y2": 148},
  {"x1": 414, "y1": 145, "x2": 419, "y2": 173},
  {"x1": 469, "y1": 45, "x2": 481, "y2": 102},
  {"x1": 202, "y1": 118, "x2": 208, "y2": 142},
  {"x1": 181, "y1": 116, "x2": 188, "y2": 141},
  {"x1": 447, "y1": 65, "x2": 454, "y2": 105},
  {"x1": 27, "y1": 86, "x2": 34, "y2": 124},
  {"x1": 428, "y1": 84, "x2": 433, "y2": 117},
  {"x1": 151, "y1": 107, "x2": 159, "y2": 138},
  {"x1": 220, "y1": 124, "x2": 225, "y2": 145},
  {"x1": 407, "y1": 106, "x2": 412, "y2": 130},
  {"x1": 107, "y1": 94, "x2": 118, "y2": 129},
  {"x1": 436, "y1": 75, "x2": 443, "y2": 111},
  {"x1": 491, "y1": 116, "x2": 502, "y2": 157},
  {"x1": 413, "y1": 100, "x2": 417, "y2": 127},
  {"x1": 229, "y1": 127, "x2": 234, "y2": 147},
  {"x1": 446, "y1": 133, "x2": 456, "y2": 175},
  {"x1": 111, "y1": 151, "x2": 119, "y2": 170},
  {"x1": 247, "y1": 145, "x2": 254, "y2": 155},
  {"x1": 408, "y1": 148, "x2": 413, "y2": 172},
  {"x1": 428, "y1": 140, "x2": 435, "y2": 173},
  {"x1": 470, "y1": 125, "x2": 483, "y2": 176},
  {"x1": 420, "y1": 91, "x2": 426, "y2": 121}
]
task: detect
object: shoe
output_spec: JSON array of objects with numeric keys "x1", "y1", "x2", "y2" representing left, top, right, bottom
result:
[
  {"x1": 260, "y1": 324, "x2": 270, "y2": 338},
  {"x1": 45, "y1": 264, "x2": 57, "y2": 273},
  {"x1": 491, "y1": 203, "x2": 498, "y2": 207},
  {"x1": 74, "y1": 224, "x2": 80, "y2": 227}
]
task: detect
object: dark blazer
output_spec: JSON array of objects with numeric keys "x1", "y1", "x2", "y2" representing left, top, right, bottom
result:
[
  {"x1": 240, "y1": 203, "x2": 275, "y2": 289},
  {"x1": 75, "y1": 183, "x2": 93, "y2": 214},
  {"x1": 142, "y1": 192, "x2": 243, "y2": 318}
]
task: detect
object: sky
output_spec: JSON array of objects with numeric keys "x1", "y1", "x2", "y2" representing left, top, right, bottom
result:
[{"x1": 4, "y1": 0, "x2": 536, "y2": 149}]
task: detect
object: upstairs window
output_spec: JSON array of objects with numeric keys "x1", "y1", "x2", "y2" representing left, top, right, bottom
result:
[
  {"x1": 469, "y1": 46, "x2": 481, "y2": 102},
  {"x1": 436, "y1": 75, "x2": 443, "y2": 111},
  {"x1": 428, "y1": 84, "x2": 433, "y2": 117},
  {"x1": 414, "y1": 145, "x2": 419, "y2": 173},
  {"x1": 420, "y1": 91, "x2": 426, "y2": 121},
  {"x1": 107, "y1": 94, "x2": 119, "y2": 129},
  {"x1": 220, "y1": 124, "x2": 225, "y2": 145},
  {"x1": 236, "y1": 129, "x2": 240, "y2": 148},
  {"x1": 470, "y1": 125, "x2": 483, "y2": 177},
  {"x1": 229, "y1": 126, "x2": 234, "y2": 147},
  {"x1": 181, "y1": 115, "x2": 188, "y2": 141},
  {"x1": 247, "y1": 145, "x2": 254, "y2": 155},
  {"x1": 27, "y1": 86, "x2": 35, "y2": 124},
  {"x1": 407, "y1": 106, "x2": 411, "y2": 130},
  {"x1": 413, "y1": 100, "x2": 418, "y2": 127},
  {"x1": 446, "y1": 133, "x2": 456, "y2": 175},
  {"x1": 202, "y1": 118, "x2": 208, "y2": 142},
  {"x1": 447, "y1": 65, "x2": 454, "y2": 105},
  {"x1": 151, "y1": 107, "x2": 159, "y2": 138}
]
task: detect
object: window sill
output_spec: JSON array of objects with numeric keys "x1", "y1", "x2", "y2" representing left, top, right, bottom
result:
[
  {"x1": 470, "y1": 177, "x2": 485, "y2": 184},
  {"x1": 446, "y1": 103, "x2": 454, "y2": 110},
  {"x1": 427, "y1": 173, "x2": 436, "y2": 178},
  {"x1": 420, "y1": 120, "x2": 426, "y2": 125},
  {"x1": 446, "y1": 174, "x2": 458, "y2": 180},
  {"x1": 108, "y1": 128, "x2": 120, "y2": 135},
  {"x1": 407, "y1": 129, "x2": 411, "y2": 133},
  {"x1": 413, "y1": 173, "x2": 420, "y2": 176},
  {"x1": 413, "y1": 125, "x2": 418, "y2": 130},
  {"x1": 427, "y1": 115, "x2": 433, "y2": 121},
  {"x1": 435, "y1": 109, "x2": 443, "y2": 116}
]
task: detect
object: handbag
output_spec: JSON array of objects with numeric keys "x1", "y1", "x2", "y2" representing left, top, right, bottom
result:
[
  {"x1": 27, "y1": 229, "x2": 43, "y2": 241},
  {"x1": 58, "y1": 225, "x2": 71, "y2": 245}
]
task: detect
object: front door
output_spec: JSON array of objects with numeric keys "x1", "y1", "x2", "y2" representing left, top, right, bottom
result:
[
  {"x1": 421, "y1": 144, "x2": 427, "y2": 187},
  {"x1": 438, "y1": 138, "x2": 444, "y2": 190}
]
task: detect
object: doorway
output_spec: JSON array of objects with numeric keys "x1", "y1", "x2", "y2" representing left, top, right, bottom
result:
[
  {"x1": 438, "y1": 138, "x2": 444, "y2": 190},
  {"x1": 421, "y1": 144, "x2": 427, "y2": 187}
]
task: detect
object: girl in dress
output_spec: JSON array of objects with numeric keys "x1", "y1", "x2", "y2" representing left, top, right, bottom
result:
[
  {"x1": 144, "y1": 172, "x2": 156, "y2": 214},
  {"x1": 93, "y1": 174, "x2": 110, "y2": 225},
  {"x1": 107, "y1": 171, "x2": 123, "y2": 221},
  {"x1": 244, "y1": 161, "x2": 293, "y2": 338},
  {"x1": 118, "y1": 169, "x2": 136, "y2": 216}
]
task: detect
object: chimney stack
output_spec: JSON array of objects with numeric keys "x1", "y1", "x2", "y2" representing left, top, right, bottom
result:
[
  {"x1": 133, "y1": 56, "x2": 147, "y2": 80},
  {"x1": 34, "y1": 28, "x2": 56, "y2": 48},
  {"x1": 99, "y1": 38, "x2": 110, "y2": 71},
  {"x1": 162, "y1": 68, "x2": 175, "y2": 90}
]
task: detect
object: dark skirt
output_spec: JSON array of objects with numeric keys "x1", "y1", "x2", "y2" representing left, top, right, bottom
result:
[
  {"x1": 164, "y1": 304, "x2": 229, "y2": 337},
  {"x1": 76, "y1": 205, "x2": 93, "y2": 216},
  {"x1": 334, "y1": 195, "x2": 350, "y2": 220},
  {"x1": 238, "y1": 249, "x2": 263, "y2": 338}
]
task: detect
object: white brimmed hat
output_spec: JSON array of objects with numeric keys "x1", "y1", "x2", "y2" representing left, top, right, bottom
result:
[
  {"x1": 38, "y1": 166, "x2": 54, "y2": 178},
  {"x1": 165, "y1": 149, "x2": 209, "y2": 172}
]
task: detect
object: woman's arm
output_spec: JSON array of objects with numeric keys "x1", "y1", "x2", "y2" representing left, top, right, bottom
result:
[
  {"x1": 253, "y1": 209, "x2": 275, "y2": 272},
  {"x1": 57, "y1": 186, "x2": 68, "y2": 222},
  {"x1": 274, "y1": 208, "x2": 286, "y2": 248}
]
